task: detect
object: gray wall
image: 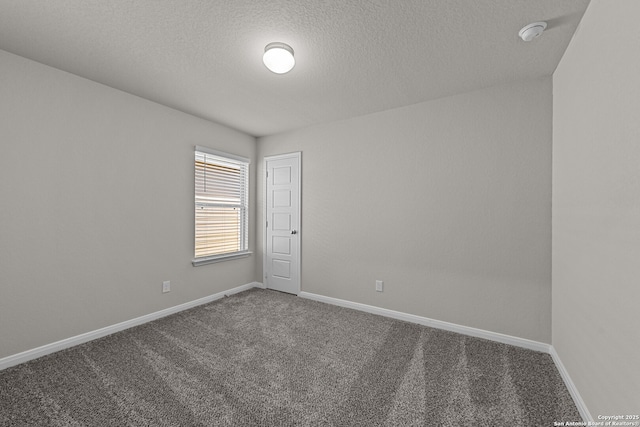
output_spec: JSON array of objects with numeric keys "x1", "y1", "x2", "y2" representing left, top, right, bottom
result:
[
  {"x1": 0, "y1": 50, "x2": 256, "y2": 359},
  {"x1": 553, "y1": 0, "x2": 640, "y2": 415},
  {"x1": 258, "y1": 78, "x2": 553, "y2": 343}
]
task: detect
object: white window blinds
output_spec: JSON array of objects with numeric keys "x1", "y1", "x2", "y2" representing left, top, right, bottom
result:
[{"x1": 194, "y1": 147, "x2": 249, "y2": 261}]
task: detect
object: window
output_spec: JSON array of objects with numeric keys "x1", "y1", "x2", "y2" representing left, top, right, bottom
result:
[{"x1": 192, "y1": 146, "x2": 250, "y2": 266}]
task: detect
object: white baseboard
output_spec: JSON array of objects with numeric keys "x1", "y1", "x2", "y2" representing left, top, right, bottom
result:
[
  {"x1": 549, "y1": 346, "x2": 593, "y2": 422},
  {"x1": 298, "y1": 291, "x2": 591, "y2": 422},
  {"x1": 298, "y1": 291, "x2": 550, "y2": 353},
  {"x1": 0, "y1": 281, "x2": 263, "y2": 371},
  {"x1": 1, "y1": 283, "x2": 590, "y2": 424}
]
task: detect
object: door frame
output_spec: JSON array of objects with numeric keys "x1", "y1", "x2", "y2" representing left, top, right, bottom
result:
[{"x1": 263, "y1": 152, "x2": 302, "y2": 294}]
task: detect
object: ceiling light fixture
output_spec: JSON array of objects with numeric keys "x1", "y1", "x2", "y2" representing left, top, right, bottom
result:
[
  {"x1": 519, "y1": 22, "x2": 547, "y2": 42},
  {"x1": 263, "y1": 42, "x2": 295, "y2": 74}
]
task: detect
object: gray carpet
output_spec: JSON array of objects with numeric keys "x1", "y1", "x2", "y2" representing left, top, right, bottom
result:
[{"x1": 0, "y1": 289, "x2": 581, "y2": 426}]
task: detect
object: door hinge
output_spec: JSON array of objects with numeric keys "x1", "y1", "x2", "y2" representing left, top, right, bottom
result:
[
  {"x1": 266, "y1": 170, "x2": 269, "y2": 178},
  {"x1": 266, "y1": 220, "x2": 269, "y2": 228}
]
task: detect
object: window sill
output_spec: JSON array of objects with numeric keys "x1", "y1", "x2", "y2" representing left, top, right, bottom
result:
[{"x1": 192, "y1": 251, "x2": 252, "y2": 267}]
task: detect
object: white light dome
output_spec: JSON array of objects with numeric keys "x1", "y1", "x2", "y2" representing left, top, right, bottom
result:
[{"x1": 263, "y1": 42, "x2": 295, "y2": 74}]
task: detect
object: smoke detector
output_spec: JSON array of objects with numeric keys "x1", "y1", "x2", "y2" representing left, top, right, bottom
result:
[{"x1": 519, "y1": 22, "x2": 547, "y2": 42}]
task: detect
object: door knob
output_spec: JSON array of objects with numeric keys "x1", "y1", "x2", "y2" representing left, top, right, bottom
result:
[{"x1": 291, "y1": 230, "x2": 297, "y2": 235}]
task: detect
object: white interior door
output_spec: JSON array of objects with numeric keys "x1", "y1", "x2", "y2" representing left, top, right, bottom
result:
[{"x1": 264, "y1": 153, "x2": 300, "y2": 294}]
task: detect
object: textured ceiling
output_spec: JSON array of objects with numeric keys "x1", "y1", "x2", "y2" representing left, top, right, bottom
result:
[{"x1": 0, "y1": 0, "x2": 590, "y2": 137}]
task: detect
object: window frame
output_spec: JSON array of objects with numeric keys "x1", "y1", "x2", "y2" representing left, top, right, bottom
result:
[{"x1": 192, "y1": 145, "x2": 251, "y2": 267}]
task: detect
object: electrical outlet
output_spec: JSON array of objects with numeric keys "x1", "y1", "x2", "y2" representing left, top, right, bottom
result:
[
  {"x1": 162, "y1": 281, "x2": 171, "y2": 293},
  {"x1": 375, "y1": 280, "x2": 384, "y2": 292}
]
